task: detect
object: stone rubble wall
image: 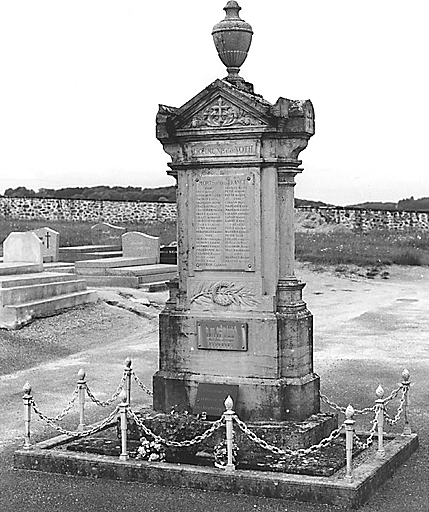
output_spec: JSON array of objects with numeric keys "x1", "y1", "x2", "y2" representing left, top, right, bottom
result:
[
  {"x1": 0, "y1": 197, "x2": 428, "y2": 232},
  {"x1": 0, "y1": 197, "x2": 177, "y2": 224},
  {"x1": 295, "y1": 207, "x2": 429, "y2": 232}
]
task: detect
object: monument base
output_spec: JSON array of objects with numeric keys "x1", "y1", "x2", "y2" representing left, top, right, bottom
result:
[
  {"x1": 14, "y1": 431, "x2": 419, "y2": 509},
  {"x1": 153, "y1": 370, "x2": 320, "y2": 422}
]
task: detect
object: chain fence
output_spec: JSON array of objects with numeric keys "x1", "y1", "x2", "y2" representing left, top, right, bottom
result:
[
  {"x1": 85, "y1": 374, "x2": 127, "y2": 407},
  {"x1": 30, "y1": 398, "x2": 120, "y2": 438},
  {"x1": 127, "y1": 408, "x2": 224, "y2": 447},
  {"x1": 21, "y1": 364, "x2": 413, "y2": 480},
  {"x1": 132, "y1": 371, "x2": 154, "y2": 397}
]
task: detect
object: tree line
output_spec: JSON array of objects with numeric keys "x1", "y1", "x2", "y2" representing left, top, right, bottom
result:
[
  {"x1": 346, "y1": 196, "x2": 429, "y2": 212},
  {"x1": 2, "y1": 187, "x2": 428, "y2": 211},
  {"x1": 2, "y1": 185, "x2": 177, "y2": 202}
]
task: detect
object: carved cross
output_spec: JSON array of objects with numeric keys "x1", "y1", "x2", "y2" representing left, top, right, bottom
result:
[
  {"x1": 38, "y1": 231, "x2": 51, "y2": 248},
  {"x1": 44, "y1": 231, "x2": 51, "y2": 249},
  {"x1": 206, "y1": 98, "x2": 235, "y2": 126}
]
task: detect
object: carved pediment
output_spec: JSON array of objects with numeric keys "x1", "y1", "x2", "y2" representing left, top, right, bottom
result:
[
  {"x1": 156, "y1": 79, "x2": 315, "y2": 143},
  {"x1": 182, "y1": 96, "x2": 267, "y2": 129}
]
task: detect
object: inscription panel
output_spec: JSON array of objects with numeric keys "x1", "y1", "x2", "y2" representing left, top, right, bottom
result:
[
  {"x1": 194, "y1": 173, "x2": 254, "y2": 271},
  {"x1": 185, "y1": 140, "x2": 257, "y2": 160},
  {"x1": 197, "y1": 320, "x2": 248, "y2": 351},
  {"x1": 193, "y1": 383, "x2": 239, "y2": 418}
]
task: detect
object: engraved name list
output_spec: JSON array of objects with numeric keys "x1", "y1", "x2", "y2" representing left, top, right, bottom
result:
[{"x1": 195, "y1": 174, "x2": 254, "y2": 271}]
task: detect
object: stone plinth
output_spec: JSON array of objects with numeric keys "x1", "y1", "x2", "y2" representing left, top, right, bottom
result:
[{"x1": 154, "y1": 79, "x2": 317, "y2": 422}]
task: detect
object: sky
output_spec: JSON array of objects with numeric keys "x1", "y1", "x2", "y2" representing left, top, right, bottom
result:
[{"x1": 0, "y1": 1, "x2": 427, "y2": 206}]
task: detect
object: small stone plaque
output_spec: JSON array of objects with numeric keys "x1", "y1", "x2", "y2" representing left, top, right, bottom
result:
[
  {"x1": 197, "y1": 320, "x2": 247, "y2": 351},
  {"x1": 193, "y1": 383, "x2": 239, "y2": 417}
]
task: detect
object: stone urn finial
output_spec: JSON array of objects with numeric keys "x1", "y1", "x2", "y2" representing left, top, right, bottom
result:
[{"x1": 212, "y1": 1, "x2": 253, "y2": 83}]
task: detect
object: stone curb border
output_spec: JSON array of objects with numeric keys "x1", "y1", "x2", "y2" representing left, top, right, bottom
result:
[{"x1": 14, "y1": 433, "x2": 418, "y2": 509}]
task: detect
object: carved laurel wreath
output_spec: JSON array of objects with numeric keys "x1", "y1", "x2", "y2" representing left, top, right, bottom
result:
[{"x1": 190, "y1": 281, "x2": 259, "y2": 308}]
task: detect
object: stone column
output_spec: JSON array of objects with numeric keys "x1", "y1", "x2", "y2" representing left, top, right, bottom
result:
[
  {"x1": 276, "y1": 167, "x2": 306, "y2": 313},
  {"x1": 276, "y1": 168, "x2": 320, "y2": 421}
]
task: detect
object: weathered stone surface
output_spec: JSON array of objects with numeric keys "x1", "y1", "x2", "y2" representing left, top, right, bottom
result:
[
  {"x1": 91, "y1": 222, "x2": 125, "y2": 247},
  {"x1": 3, "y1": 232, "x2": 43, "y2": 268},
  {"x1": 154, "y1": 77, "x2": 319, "y2": 421},
  {"x1": 32, "y1": 227, "x2": 59, "y2": 262},
  {"x1": 122, "y1": 232, "x2": 160, "y2": 263},
  {"x1": 13, "y1": 432, "x2": 419, "y2": 508}
]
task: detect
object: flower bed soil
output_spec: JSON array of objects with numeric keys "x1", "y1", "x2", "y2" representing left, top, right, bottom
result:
[{"x1": 65, "y1": 423, "x2": 365, "y2": 477}]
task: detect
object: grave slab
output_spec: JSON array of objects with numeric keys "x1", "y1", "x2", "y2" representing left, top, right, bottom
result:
[{"x1": 75, "y1": 257, "x2": 159, "y2": 270}]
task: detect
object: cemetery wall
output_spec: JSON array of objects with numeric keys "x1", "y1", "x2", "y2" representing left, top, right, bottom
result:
[
  {"x1": 295, "y1": 207, "x2": 429, "y2": 232},
  {"x1": 0, "y1": 197, "x2": 176, "y2": 224},
  {"x1": 0, "y1": 197, "x2": 429, "y2": 232}
]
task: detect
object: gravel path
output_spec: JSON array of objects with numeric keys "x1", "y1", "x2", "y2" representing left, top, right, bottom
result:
[{"x1": 0, "y1": 266, "x2": 428, "y2": 511}]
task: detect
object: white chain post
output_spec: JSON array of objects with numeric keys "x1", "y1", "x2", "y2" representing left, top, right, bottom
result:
[
  {"x1": 402, "y1": 369, "x2": 412, "y2": 435},
  {"x1": 224, "y1": 395, "x2": 235, "y2": 472},
  {"x1": 77, "y1": 369, "x2": 86, "y2": 431},
  {"x1": 22, "y1": 382, "x2": 32, "y2": 450},
  {"x1": 119, "y1": 390, "x2": 129, "y2": 461},
  {"x1": 124, "y1": 357, "x2": 132, "y2": 406},
  {"x1": 375, "y1": 385, "x2": 385, "y2": 457},
  {"x1": 344, "y1": 404, "x2": 355, "y2": 480}
]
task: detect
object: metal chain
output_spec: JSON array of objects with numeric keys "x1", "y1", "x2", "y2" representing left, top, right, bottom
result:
[
  {"x1": 127, "y1": 408, "x2": 224, "y2": 447},
  {"x1": 353, "y1": 416, "x2": 378, "y2": 450},
  {"x1": 132, "y1": 371, "x2": 154, "y2": 397},
  {"x1": 384, "y1": 388, "x2": 406, "y2": 426},
  {"x1": 84, "y1": 374, "x2": 126, "y2": 407},
  {"x1": 382, "y1": 384, "x2": 403, "y2": 406},
  {"x1": 39, "y1": 387, "x2": 80, "y2": 422},
  {"x1": 30, "y1": 398, "x2": 120, "y2": 438},
  {"x1": 232, "y1": 414, "x2": 344, "y2": 457},
  {"x1": 319, "y1": 393, "x2": 375, "y2": 416}
]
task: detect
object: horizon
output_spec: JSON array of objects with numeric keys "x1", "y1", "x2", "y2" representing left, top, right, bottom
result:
[
  {"x1": 2, "y1": 184, "x2": 427, "y2": 208},
  {"x1": 1, "y1": 1, "x2": 427, "y2": 205}
]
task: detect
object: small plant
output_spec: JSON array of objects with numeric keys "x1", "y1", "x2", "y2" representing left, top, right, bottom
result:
[{"x1": 213, "y1": 435, "x2": 239, "y2": 469}]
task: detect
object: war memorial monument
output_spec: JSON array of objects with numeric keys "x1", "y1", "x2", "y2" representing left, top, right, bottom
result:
[
  {"x1": 14, "y1": 3, "x2": 418, "y2": 508},
  {"x1": 155, "y1": 0, "x2": 323, "y2": 426}
]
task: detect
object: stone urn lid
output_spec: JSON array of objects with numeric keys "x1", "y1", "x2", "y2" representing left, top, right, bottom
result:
[{"x1": 212, "y1": 1, "x2": 253, "y2": 84}]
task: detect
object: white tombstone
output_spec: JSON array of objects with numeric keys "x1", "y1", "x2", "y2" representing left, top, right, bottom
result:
[
  {"x1": 91, "y1": 222, "x2": 125, "y2": 248},
  {"x1": 3, "y1": 232, "x2": 43, "y2": 267},
  {"x1": 122, "y1": 232, "x2": 160, "y2": 263},
  {"x1": 32, "y1": 227, "x2": 60, "y2": 262}
]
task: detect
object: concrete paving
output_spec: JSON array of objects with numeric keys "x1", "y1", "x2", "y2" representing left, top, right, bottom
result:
[{"x1": 1, "y1": 263, "x2": 429, "y2": 511}]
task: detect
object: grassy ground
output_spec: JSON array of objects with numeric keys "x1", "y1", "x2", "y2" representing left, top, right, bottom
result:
[
  {"x1": 1, "y1": 219, "x2": 429, "y2": 267},
  {"x1": 295, "y1": 230, "x2": 429, "y2": 267}
]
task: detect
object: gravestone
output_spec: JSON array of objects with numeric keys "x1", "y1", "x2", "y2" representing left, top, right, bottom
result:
[
  {"x1": 122, "y1": 232, "x2": 160, "y2": 263},
  {"x1": 3, "y1": 232, "x2": 43, "y2": 268},
  {"x1": 32, "y1": 227, "x2": 60, "y2": 262},
  {"x1": 153, "y1": 1, "x2": 319, "y2": 423},
  {"x1": 91, "y1": 222, "x2": 125, "y2": 248}
]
